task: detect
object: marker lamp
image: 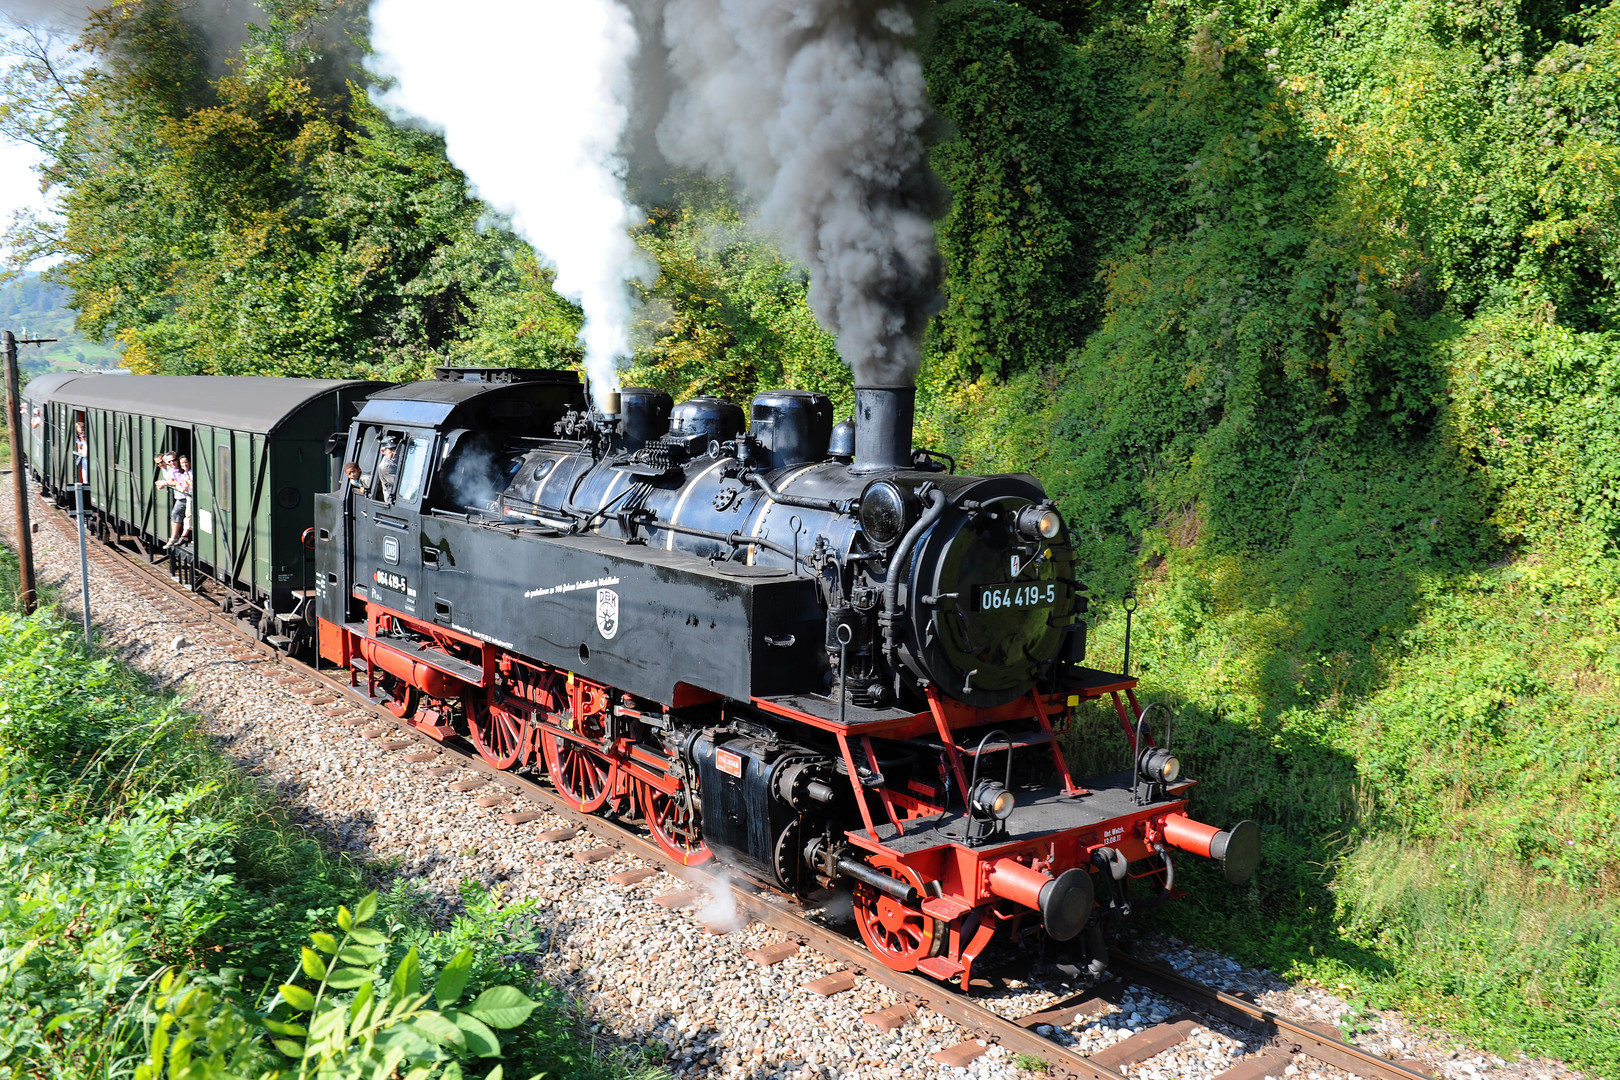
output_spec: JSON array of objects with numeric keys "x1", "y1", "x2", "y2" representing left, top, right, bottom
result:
[
  {"x1": 970, "y1": 779, "x2": 1017, "y2": 821},
  {"x1": 1139, "y1": 748, "x2": 1181, "y2": 785}
]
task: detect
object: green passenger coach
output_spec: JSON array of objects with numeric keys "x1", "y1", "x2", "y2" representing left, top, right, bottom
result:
[{"x1": 20, "y1": 374, "x2": 384, "y2": 641}]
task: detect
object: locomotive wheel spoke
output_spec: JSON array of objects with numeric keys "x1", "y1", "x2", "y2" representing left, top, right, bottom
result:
[
  {"x1": 852, "y1": 861, "x2": 941, "y2": 973},
  {"x1": 541, "y1": 728, "x2": 616, "y2": 814},
  {"x1": 469, "y1": 699, "x2": 528, "y2": 770},
  {"x1": 636, "y1": 778, "x2": 712, "y2": 866}
]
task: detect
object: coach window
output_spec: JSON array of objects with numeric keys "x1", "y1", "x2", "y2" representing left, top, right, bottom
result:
[
  {"x1": 354, "y1": 424, "x2": 381, "y2": 471},
  {"x1": 393, "y1": 434, "x2": 434, "y2": 506}
]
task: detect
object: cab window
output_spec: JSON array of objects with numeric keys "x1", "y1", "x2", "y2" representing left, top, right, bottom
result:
[
  {"x1": 394, "y1": 435, "x2": 434, "y2": 505},
  {"x1": 371, "y1": 431, "x2": 405, "y2": 502},
  {"x1": 353, "y1": 426, "x2": 381, "y2": 491}
]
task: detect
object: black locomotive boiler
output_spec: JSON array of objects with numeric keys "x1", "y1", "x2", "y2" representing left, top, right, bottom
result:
[{"x1": 313, "y1": 367, "x2": 1258, "y2": 988}]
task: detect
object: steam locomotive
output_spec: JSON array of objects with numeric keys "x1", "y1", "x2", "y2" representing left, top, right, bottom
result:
[{"x1": 311, "y1": 367, "x2": 1258, "y2": 988}]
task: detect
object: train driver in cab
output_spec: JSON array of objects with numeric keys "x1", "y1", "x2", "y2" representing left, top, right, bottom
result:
[{"x1": 375, "y1": 437, "x2": 400, "y2": 501}]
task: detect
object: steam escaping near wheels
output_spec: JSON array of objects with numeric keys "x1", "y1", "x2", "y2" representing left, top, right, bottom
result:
[{"x1": 367, "y1": 0, "x2": 652, "y2": 409}]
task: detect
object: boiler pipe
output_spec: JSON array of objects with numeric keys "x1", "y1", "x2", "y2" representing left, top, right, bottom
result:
[{"x1": 879, "y1": 485, "x2": 947, "y2": 666}]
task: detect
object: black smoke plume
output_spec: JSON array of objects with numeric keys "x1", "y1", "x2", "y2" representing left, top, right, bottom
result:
[{"x1": 652, "y1": 0, "x2": 946, "y2": 387}]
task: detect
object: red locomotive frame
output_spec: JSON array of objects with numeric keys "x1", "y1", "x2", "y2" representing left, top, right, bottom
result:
[{"x1": 321, "y1": 598, "x2": 1233, "y2": 990}]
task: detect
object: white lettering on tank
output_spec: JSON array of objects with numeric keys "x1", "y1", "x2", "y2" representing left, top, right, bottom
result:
[{"x1": 524, "y1": 575, "x2": 622, "y2": 599}]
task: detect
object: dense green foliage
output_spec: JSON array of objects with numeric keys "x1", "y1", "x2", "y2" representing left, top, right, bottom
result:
[
  {"x1": 2, "y1": 2, "x2": 586, "y2": 380},
  {"x1": 621, "y1": 181, "x2": 850, "y2": 412},
  {"x1": 0, "y1": 549, "x2": 656, "y2": 1079},
  {"x1": 5, "y1": 0, "x2": 1620, "y2": 1068},
  {"x1": 917, "y1": 0, "x2": 1620, "y2": 1067}
]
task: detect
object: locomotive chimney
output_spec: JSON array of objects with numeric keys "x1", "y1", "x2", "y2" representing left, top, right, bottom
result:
[{"x1": 850, "y1": 385, "x2": 915, "y2": 473}]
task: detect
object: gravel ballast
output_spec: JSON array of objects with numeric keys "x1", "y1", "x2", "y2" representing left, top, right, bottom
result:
[{"x1": 0, "y1": 475, "x2": 1589, "y2": 1080}]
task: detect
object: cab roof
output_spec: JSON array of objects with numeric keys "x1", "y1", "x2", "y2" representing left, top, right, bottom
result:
[{"x1": 356, "y1": 369, "x2": 582, "y2": 427}]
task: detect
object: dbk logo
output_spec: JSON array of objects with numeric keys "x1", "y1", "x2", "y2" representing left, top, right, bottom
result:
[{"x1": 595, "y1": 587, "x2": 620, "y2": 640}]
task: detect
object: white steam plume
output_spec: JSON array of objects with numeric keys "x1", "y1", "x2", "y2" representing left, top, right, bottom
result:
[
  {"x1": 689, "y1": 867, "x2": 745, "y2": 933},
  {"x1": 0, "y1": 2, "x2": 93, "y2": 23},
  {"x1": 655, "y1": 0, "x2": 944, "y2": 387},
  {"x1": 369, "y1": 0, "x2": 648, "y2": 407}
]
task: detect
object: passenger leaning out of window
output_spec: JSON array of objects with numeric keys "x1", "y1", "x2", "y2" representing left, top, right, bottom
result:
[
  {"x1": 170, "y1": 456, "x2": 193, "y2": 548},
  {"x1": 154, "y1": 452, "x2": 186, "y2": 548},
  {"x1": 74, "y1": 421, "x2": 89, "y2": 484}
]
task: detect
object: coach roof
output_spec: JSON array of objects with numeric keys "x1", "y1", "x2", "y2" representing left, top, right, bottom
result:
[
  {"x1": 34, "y1": 375, "x2": 381, "y2": 434},
  {"x1": 19, "y1": 372, "x2": 92, "y2": 404}
]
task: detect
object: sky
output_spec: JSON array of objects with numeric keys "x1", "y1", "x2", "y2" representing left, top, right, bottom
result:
[
  {"x1": 0, "y1": 17, "x2": 59, "y2": 274},
  {"x1": 0, "y1": 141, "x2": 50, "y2": 264}
]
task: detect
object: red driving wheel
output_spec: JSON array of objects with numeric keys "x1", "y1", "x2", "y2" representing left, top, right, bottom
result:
[
  {"x1": 541, "y1": 728, "x2": 617, "y2": 813},
  {"x1": 852, "y1": 860, "x2": 942, "y2": 972},
  {"x1": 636, "y1": 778, "x2": 711, "y2": 865},
  {"x1": 468, "y1": 698, "x2": 530, "y2": 770}
]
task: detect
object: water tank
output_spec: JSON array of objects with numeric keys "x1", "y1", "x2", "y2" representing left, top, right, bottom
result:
[{"x1": 750, "y1": 390, "x2": 833, "y2": 469}]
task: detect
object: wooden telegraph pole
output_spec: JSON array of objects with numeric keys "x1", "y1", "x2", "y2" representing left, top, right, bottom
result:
[{"x1": 3, "y1": 330, "x2": 56, "y2": 614}]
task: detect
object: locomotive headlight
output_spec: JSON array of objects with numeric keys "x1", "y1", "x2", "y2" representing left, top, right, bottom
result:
[
  {"x1": 1139, "y1": 747, "x2": 1181, "y2": 785},
  {"x1": 859, "y1": 480, "x2": 913, "y2": 548},
  {"x1": 970, "y1": 778, "x2": 1017, "y2": 821},
  {"x1": 1017, "y1": 504, "x2": 1063, "y2": 541}
]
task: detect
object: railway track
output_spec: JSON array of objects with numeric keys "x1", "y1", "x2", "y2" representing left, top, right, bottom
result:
[{"x1": 31, "y1": 484, "x2": 1437, "y2": 1080}]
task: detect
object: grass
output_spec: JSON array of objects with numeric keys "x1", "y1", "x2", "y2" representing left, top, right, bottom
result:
[
  {"x1": 0, "y1": 544, "x2": 662, "y2": 1079},
  {"x1": 1069, "y1": 542, "x2": 1620, "y2": 1072}
]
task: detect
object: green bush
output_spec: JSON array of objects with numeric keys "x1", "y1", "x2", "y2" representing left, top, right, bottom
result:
[
  {"x1": 0, "y1": 599, "x2": 656, "y2": 1080},
  {"x1": 914, "y1": 1, "x2": 1620, "y2": 1068},
  {"x1": 137, "y1": 893, "x2": 541, "y2": 1080}
]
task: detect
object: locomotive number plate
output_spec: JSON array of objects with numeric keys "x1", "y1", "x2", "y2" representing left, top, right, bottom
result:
[
  {"x1": 976, "y1": 582, "x2": 1058, "y2": 611},
  {"x1": 373, "y1": 569, "x2": 408, "y2": 593}
]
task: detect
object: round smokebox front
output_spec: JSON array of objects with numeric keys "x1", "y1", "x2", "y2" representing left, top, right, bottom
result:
[{"x1": 903, "y1": 478, "x2": 1077, "y2": 708}]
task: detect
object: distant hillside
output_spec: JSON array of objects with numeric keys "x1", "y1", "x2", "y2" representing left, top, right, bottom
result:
[{"x1": 0, "y1": 273, "x2": 122, "y2": 375}]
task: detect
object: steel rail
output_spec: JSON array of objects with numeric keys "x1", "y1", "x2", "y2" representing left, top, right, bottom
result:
[
  {"x1": 38, "y1": 493, "x2": 1433, "y2": 1080},
  {"x1": 1107, "y1": 951, "x2": 1438, "y2": 1080}
]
